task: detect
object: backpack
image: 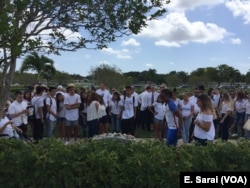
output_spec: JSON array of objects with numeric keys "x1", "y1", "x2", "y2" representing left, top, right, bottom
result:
[{"x1": 43, "y1": 97, "x2": 52, "y2": 119}]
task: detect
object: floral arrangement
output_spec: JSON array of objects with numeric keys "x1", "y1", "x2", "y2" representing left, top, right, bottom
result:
[{"x1": 92, "y1": 133, "x2": 136, "y2": 141}]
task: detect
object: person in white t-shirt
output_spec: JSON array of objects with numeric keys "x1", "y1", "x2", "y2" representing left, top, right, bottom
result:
[
  {"x1": 31, "y1": 86, "x2": 45, "y2": 143},
  {"x1": 87, "y1": 92, "x2": 101, "y2": 137},
  {"x1": 160, "y1": 89, "x2": 182, "y2": 147},
  {"x1": 188, "y1": 87, "x2": 201, "y2": 143},
  {"x1": 109, "y1": 91, "x2": 122, "y2": 133},
  {"x1": 56, "y1": 92, "x2": 66, "y2": 140},
  {"x1": 180, "y1": 91, "x2": 194, "y2": 144},
  {"x1": 96, "y1": 82, "x2": 111, "y2": 132},
  {"x1": 120, "y1": 85, "x2": 138, "y2": 135},
  {"x1": 194, "y1": 94, "x2": 216, "y2": 146},
  {"x1": 0, "y1": 108, "x2": 22, "y2": 138},
  {"x1": 148, "y1": 95, "x2": 165, "y2": 141},
  {"x1": 44, "y1": 86, "x2": 58, "y2": 138},
  {"x1": 219, "y1": 92, "x2": 233, "y2": 141},
  {"x1": 139, "y1": 85, "x2": 151, "y2": 130},
  {"x1": 8, "y1": 90, "x2": 29, "y2": 140},
  {"x1": 64, "y1": 84, "x2": 81, "y2": 144}
]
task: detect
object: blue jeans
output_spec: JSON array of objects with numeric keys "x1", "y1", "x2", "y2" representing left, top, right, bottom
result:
[
  {"x1": 181, "y1": 116, "x2": 192, "y2": 144},
  {"x1": 234, "y1": 111, "x2": 245, "y2": 136},
  {"x1": 87, "y1": 119, "x2": 99, "y2": 138},
  {"x1": 45, "y1": 119, "x2": 57, "y2": 138},
  {"x1": 111, "y1": 113, "x2": 121, "y2": 133}
]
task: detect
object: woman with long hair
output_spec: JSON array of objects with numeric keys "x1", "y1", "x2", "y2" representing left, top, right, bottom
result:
[
  {"x1": 180, "y1": 91, "x2": 194, "y2": 144},
  {"x1": 219, "y1": 92, "x2": 233, "y2": 141},
  {"x1": 109, "y1": 91, "x2": 122, "y2": 133},
  {"x1": 193, "y1": 94, "x2": 216, "y2": 146},
  {"x1": 79, "y1": 90, "x2": 88, "y2": 138},
  {"x1": 232, "y1": 91, "x2": 246, "y2": 137},
  {"x1": 56, "y1": 92, "x2": 66, "y2": 141},
  {"x1": 86, "y1": 92, "x2": 100, "y2": 137},
  {"x1": 149, "y1": 95, "x2": 165, "y2": 141},
  {"x1": 97, "y1": 94, "x2": 108, "y2": 134}
]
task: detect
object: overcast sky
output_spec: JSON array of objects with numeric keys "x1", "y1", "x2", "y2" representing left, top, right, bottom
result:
[{"x1": 16, "y1": 0, "x2": 250, "y2": 76}]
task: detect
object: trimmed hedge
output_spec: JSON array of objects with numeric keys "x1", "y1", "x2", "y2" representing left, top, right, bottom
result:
[{"x1": 0, "y1": 139, "x2": 250, "y2": 187}]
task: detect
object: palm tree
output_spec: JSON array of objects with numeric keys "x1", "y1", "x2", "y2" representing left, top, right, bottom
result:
[{"x1": 20, "y1": 52, "x2": 56, "y2": 85}]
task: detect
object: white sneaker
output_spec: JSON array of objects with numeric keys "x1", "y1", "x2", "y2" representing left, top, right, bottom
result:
[{"x1": 64, "y1": 141, "x2": 70, "y2": 145}]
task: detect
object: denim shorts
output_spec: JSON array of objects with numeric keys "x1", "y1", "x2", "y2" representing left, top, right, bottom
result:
[
  {"x1": 154, "y1": 117, "x2": 164, "y2": 124},
  {"x1": 65, "y1": 120, "x2": 78, "y2": 126}
]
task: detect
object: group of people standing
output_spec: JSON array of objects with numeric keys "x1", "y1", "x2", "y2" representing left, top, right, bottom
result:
[{"x1": 1, "y1": 81, "x2": 250, "y2": 146}]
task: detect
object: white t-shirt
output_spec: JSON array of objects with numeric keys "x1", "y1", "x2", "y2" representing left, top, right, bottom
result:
[
  {"x1": 98, "y1": 104, "x2": 107, "y2": 118},
  {"x1": 152, "y1": 102, "x2": 165, "y2": 120},
  {"x1": 194, "y1": 113, "x2": 215, "y2": 141},
  {"x1": 58, "y1": 101, "x2": 66, "y2": 118},
  {"x1": 109, "y1": 100, "x2": 122, "y2": 115},
  {"x1": 235, "y1": 100, "x2": 246, "y2": 113},
  {"x1": 180, "y1": 100, "x2": 194, "y2": 117},
  {"x1": 45, "y1": 96, "x2": 57, "y2": 121},
  {"x1": 0, "y1": 116, "x2": 14, "y2": 137},
  {"x1": 8, "y1": 100, "x2": 28, "y2": 126},
  {"x1": 245, "y1": 100, "x2": 250, "y2": 115},
  {"x1": 220, "y1": 102, "x2": 233, "y2": 114},
  {"x1": 120, "y1": 95, "x2": 138, "y2": 119},
  {"x1": 87, "y1": 101, "x2": 100, "y2": 121},
  {"x1": 64, "y1": 93, "x2": 81, "y2": 121},
  {"x1": 31, "y1": 96, "x2": 44, "y2": 119}
]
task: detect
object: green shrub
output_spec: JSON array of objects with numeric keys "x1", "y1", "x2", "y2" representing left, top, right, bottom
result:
[{"x1": 0, "y1": 139, "x2": 250, "y2": 188}]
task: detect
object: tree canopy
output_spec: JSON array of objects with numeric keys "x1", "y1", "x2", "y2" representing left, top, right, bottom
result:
[{"x1": 0, "y1": 0, "x2": 169, "y2": 110}]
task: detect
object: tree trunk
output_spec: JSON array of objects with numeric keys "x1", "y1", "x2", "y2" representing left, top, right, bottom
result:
[{"x1": 0, "y1": 57, "x2": 16, "y2": 116}]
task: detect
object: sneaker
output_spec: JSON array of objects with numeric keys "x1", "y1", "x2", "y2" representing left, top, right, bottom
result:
[{"x1": 64, "y1": 141, "x2": 70, "y2": 145}]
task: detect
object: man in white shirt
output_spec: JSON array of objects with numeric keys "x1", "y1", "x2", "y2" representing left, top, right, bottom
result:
[
  {"x1": 8, "y1": 90, "x2": 29, "y2": 140},
  {"x1": 138, "y1": 85, "x2": 151, "y2": 130},
  {"x1": 131, "y1": 86, "x2": 140, "y2": 131},
  {"x1": 120, "y1": 85, "x2": 138, "y2": 135},
  {"x1": 96, "y1": 82, "x2": 112, "y2": 131},
  {"x1": 45, "y1": 86, "x2": 58, "y2": 138},
  {"x1": 64, "y1": 83, "x2": 81, "y2": 144}
]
